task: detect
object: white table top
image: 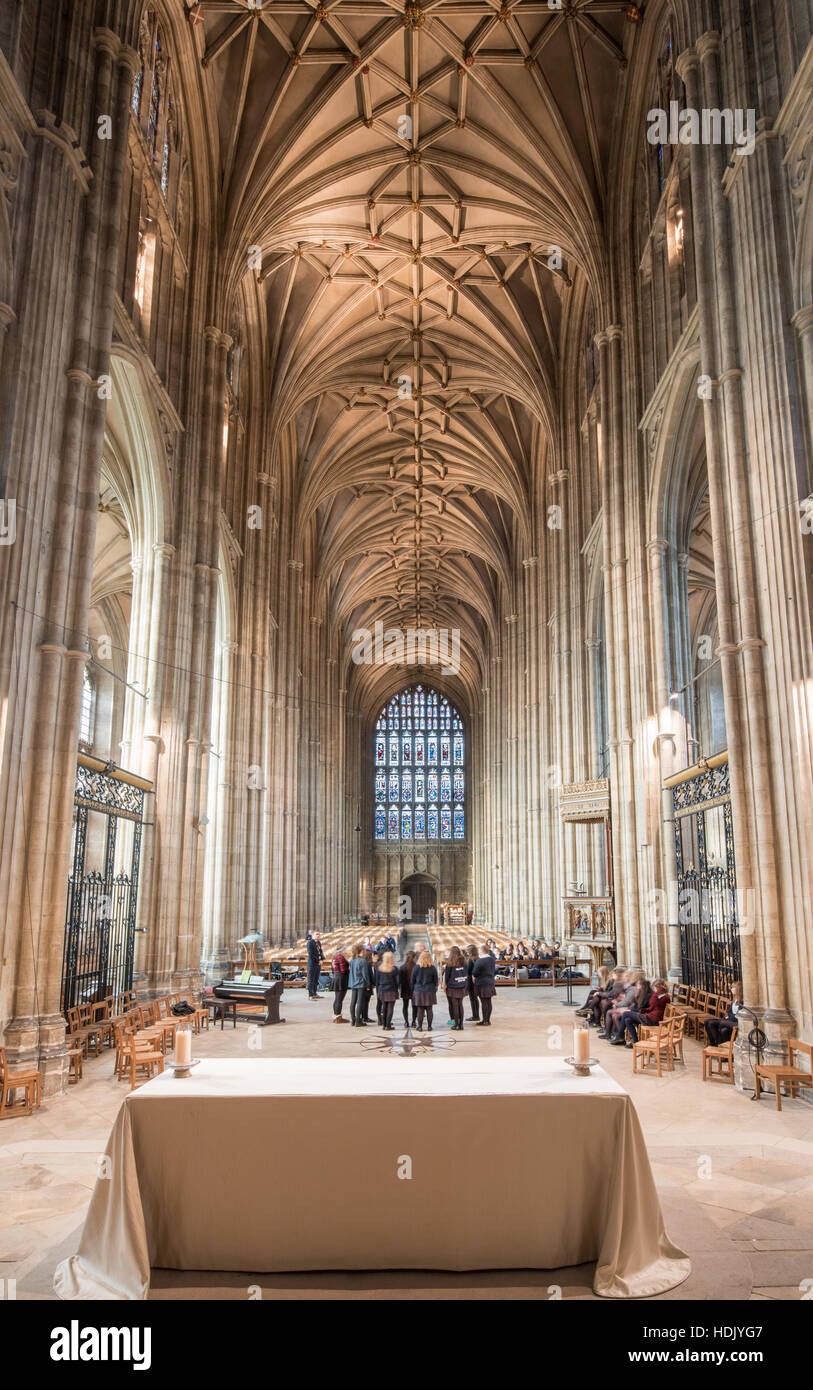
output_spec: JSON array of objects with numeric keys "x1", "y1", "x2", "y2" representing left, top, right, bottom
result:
[{"x1": 134, "y1": 1055, "x2": 626, "y2": 1101}]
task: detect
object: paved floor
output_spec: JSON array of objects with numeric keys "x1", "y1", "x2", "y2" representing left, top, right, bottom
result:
[{"x1": 2, "y1": 984, "x2": 812, "y2": 1301}]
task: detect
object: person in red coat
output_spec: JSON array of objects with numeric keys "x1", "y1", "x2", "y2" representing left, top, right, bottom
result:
[{"x1": 610, "y1": 978, "x2": 670, "y2": 1046}]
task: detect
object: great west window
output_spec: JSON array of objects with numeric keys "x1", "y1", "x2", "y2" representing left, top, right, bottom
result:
[{"x1": 374, "y1": 686, "x2": 464, "y2": 843}]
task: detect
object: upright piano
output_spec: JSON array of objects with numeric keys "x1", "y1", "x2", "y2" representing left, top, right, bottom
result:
[{"x1": 212, "y1": 976, "x2": 285, "y2": 1025}]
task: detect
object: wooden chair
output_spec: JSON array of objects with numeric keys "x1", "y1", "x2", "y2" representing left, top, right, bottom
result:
[
  {"x1": 150, "y1": 1015, "x2": 178, "y2": 1050},
  {"x1": 633, "y1": 1017, "x2": 676, "y2": 1077},
  {"x1": 671, "y1": 983, "x2": 689, "y2": 1006},
  {"x1": 91, "y1": 998, "x2": 115, "y2": 1050},
  {"x1": 669, "y1": 1010, "x2": 686, "y2": 1065},
  {"x1": 173, "y1": 995, "x2": 209, "y2": 1034},
  {"x1": 121, "y1": 1033, "x2": 164, "y2": 1090},
  {"x1": 754, "y1": 1040, "x2": 813, "y2": 1111},
  {"x1": 67, "y1": 1046, "x2": 84, "y2": 1085},
  {"x1": 77, "y1": 1002, "x2": 105, "y2": 1058},
  {"x1": 676, "y1": 989, "x2": 709, "y2": 1040},
  {"x1": 115, "y1": 990, "x2": 138, "y2": 1016},
  {"x1": 0, "y1": 1047, "x2": 42, "y2": 1117},
  {"x1": 703, "y1": 1026, "x2": 738, "y2": 1084},
  {"x1": 65, "y1": 1005, "x2": 88, "y2": 1049}
]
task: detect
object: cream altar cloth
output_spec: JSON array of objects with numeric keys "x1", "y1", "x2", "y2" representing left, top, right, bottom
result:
[{"x1": 54, "y1": 1056, "x2": 689, "y2": 1300}]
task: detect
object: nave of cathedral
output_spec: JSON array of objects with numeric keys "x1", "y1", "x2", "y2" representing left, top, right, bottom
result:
[{"x1": 1, "y1": 0, "x2": 812, "y2": 1310}]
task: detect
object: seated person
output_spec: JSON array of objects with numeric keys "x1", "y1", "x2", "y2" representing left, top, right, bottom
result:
[
  {"x1": 703, "y1": 982, "x2": 743, "y2": 1046},
  {"x1": 599, "y1": 971, "x2": 636, "y2": 1035},
  {"x1": 576, "y1": 966, "x2": 611, "y2": 1018},
  {"x1": 610, "y1": 978, "x2": 670, "y2": 1045}
]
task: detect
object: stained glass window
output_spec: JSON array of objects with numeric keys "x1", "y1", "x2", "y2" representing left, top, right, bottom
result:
[
  {"x1": 132, "y1": 13, "x2": 180, "y2": 221},
  {"x1": 148, "y1": 62, "x2": 161, "y2": 158},
  {"x1": 373, "y1": 685, "x2": 464, "y2": 842}
]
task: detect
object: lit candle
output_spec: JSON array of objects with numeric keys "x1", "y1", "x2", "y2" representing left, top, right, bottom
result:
[
  {"x1": 573, "y1": 1026, "x2": 590, "y2": 1065},
  {"x1": 176, "y1": 1029, "x2": 192, "y2": 1067}
]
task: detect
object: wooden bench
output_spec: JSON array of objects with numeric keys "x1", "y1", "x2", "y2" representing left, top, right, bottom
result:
[{"x1": 754, "y1": 1039, "x2": 813, "y2": 1111}]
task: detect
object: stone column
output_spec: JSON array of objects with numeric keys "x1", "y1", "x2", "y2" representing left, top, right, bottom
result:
[
  {"x1": 647, "y1": 537, "x2": 682, "y2": 979},
  {"x1": 676, "y1": 37, "x2": 789, "y2": 1053},
  {"x1": 596, "y1": 325, "x2": 641, "y2": 969},
  {"x1": 2, "y1": 30, "x2": 139, "y2": 1091}
]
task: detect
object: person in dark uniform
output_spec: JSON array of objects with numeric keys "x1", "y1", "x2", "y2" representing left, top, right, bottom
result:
[
  {"x1": 399, "y1": 949, "x2": 417, "y2": 1027},
  {"x1": 348, "y1": 945, "x2": 372, "y2": 1027},
  {"x1": 375, "y1": 951, "x2": 400, "y2": 1030},
  {"x1": 444, "y1": 946, "x2": 469, "y2": 1031},
  {"x1": 371, "y1": 950, "x2": 384, "y2": 1025},
  {"x1": 465, "y1": 943, "x2": 480, "y2": 1022},
  {"x1": 397, "y1": 925, "x2": 409, "y2": 960},
  {"x1": 362, "y1": 948, "x2": 376, "y2": 1023},
  {"x1": 331, "y1": 949, "x2": 350, "y2": 1022},
  {"x1": 473, "y1": 945, "x2": 496, "y2": 1026},
  {"x1": 410, "y1": 950, "x2": 439, "y2": 1031},
  {"x1": 306, "y1": 931, "x2": 324, "y2": 1000}
]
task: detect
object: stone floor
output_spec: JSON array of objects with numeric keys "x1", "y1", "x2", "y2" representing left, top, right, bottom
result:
[{"x1": 2, "y1": 985, "x2": 812, "y2": 1301}]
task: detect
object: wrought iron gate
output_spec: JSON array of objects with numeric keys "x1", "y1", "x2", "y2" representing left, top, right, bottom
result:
[
  {"x1": 670, "y1": 756, "x2": 741, "y2": 993},
  {"x1": 61, "y1": 757, "x2": 149, "y2": 1011}
]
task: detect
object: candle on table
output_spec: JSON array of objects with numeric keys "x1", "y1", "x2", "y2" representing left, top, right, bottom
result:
[
  {"x1": 573, "y1": 1026, "x2": 590, "y2": 1065},
  {"x1": 175, "y1": 1029, "x2": 192, "y2": 1067}
]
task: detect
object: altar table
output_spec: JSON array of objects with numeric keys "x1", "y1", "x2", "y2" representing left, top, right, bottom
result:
[{"x1": 54, "y1": 1056, "x2": 689, "y2": 1300}]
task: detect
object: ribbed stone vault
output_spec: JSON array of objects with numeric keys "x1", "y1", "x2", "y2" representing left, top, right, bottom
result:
[{"x1": 191, "y1": 0, "x2": 637, "y2": 689}]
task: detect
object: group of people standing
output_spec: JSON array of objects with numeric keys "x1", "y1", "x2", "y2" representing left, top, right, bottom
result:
[{"x1": 327, "y1": 942, "x2": 498, "y2": 1031}]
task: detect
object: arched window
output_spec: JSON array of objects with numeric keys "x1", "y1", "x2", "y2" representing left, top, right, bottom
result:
[
  {"x1": 131, "y1": 11, "x2": 181, "y2": 215},
  {"x1": 79, "y1": 666, "x2": 95, "y2": 750},
  {"x1": 374, "y1": 685, "x2": 465, "y2": 844},
  {"x1": 647, "y1": 24, "x2": 682, "y2": 219}
]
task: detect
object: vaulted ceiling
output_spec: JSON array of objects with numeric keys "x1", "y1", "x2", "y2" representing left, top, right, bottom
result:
[{"x1": 188, "y1": 0, "x2": 640, "y2": 690}]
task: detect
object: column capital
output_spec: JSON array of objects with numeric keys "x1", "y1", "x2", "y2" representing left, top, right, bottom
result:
[
  {"x1": 203, "y1": 326, "x2": 232, "y2": 351},
  {"x1": 674, "y1": 45, "x2": 699, "y2": 82},
  {"x1": 118, "y1": 46, "x2": 142, "y2": 78},
  {"x1": 695, "y1": 30, "x2": 722, "y2": 63},
  {"x1": 792, "y1": 304, "x2": 813, "y2": 339},
  {"x1": 92, "y1": 26, "x2": 122, "y2": 59},
  {"x1": 594, "y1": 324, "x2": 622, "y2": 350}
]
